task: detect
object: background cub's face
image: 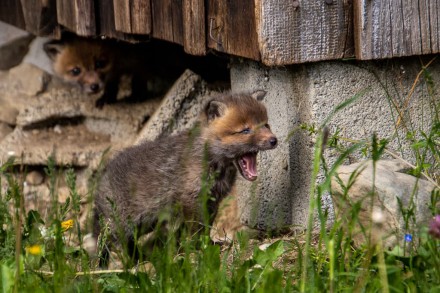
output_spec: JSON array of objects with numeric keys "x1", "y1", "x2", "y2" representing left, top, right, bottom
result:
[{"x1": 45, "y1": 38, "x2": 113, "y2": 95}]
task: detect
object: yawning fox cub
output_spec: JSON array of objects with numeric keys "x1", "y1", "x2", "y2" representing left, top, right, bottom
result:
[{"x1": 93, "y1": 91, "x2": 277, "y2": 259}]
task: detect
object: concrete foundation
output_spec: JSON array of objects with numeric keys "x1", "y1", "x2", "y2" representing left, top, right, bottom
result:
[{"x1": 231, "y1": 58, "x2": 440, "y2": 230}]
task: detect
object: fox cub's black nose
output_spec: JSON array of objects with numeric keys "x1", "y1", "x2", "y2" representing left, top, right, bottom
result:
[
  {"x1": 269, "y1": 137, "x2": 277, "y2": 147},
  {"x1": 90, "y1": 83, "x2": 100, "y2": 93}
]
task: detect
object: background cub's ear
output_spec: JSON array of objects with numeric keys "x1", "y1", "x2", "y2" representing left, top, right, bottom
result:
[
  {"x1": 44, "y1": 40, "x2": 64, "y2": 60},
  {"x1": 251, "y1": 90, "x2": 267, "y2": 101},
  {"x1": 206, "y1": 100, "x2": 227, "y2": 122}
]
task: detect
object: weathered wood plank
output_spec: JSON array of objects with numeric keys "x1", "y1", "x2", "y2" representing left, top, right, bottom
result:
[
  {"x1": 0, "y1": 0, "x2": 26, "y2": 30},
  {"x1": 182, "y1": 0, "x2": 206, "y2": 55},
  {"x1": 428, "y1": 0, "x2": 440, "y2": 53},
  {"x1": 113, "y1": 0, "x2": 151, "y2": 35},
  {"x1": 151, "y1": 0, "x2": 184, "y2": 45},
  {"x1": 56, "y1": 0, "x2": 95, "y2": 36},
  {"x1": 96, "y1": 0, "x2": 149, "y2": 42},
  {"x1": 354, "y1": 0, "x2": 440, "y2": 60},
  {"x1": 19, "y1": 0, "x2": 58, "y2": 36},
  {"x1": 96, "y1": 0, "x2": 122, "y2": 39},
  {"x1": 207, "y1": 0, "x2": 260, "y2": 60},
  {"x1": 256, "y1": 0, "x2": 353, "y2": 66}
]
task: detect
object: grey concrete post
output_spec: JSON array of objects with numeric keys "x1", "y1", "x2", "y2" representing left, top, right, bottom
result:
[
  {"x1": 231, "y1": 61, "x2": 300, "y2": 230},
  {"x1": 231, "y1": 58, "x2": 440, "y2": 231}
]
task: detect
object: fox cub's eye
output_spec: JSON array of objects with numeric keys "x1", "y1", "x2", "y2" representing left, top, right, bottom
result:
[
  {"x1": 70, "y1": 67, "x2": 81, "y2": 76},
  {"x1": 95, "y1": 59, "x2": 107, "y2": 69},
  {"x1": 240, "y1": 128, "x2": 251, "y2": 134},
  {"x1": 265, "y1": 124, "x2": 271, "y2": 130}
]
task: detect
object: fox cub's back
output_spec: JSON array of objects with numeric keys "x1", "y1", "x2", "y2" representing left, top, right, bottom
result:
[{"x1": 93, "y1": 91, "x2": 277, "y2": 259}]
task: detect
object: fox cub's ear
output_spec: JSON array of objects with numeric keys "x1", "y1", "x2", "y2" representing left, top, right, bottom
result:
[
  {"x1": 44, "y1": 40, "x2": 65, "y2": 60},
  {"x1": 206, "y1": 100, "x2": 227, "y2": 122},
  {"x1": 251, "y1": 90, "x2": 267, "y2": 101}
]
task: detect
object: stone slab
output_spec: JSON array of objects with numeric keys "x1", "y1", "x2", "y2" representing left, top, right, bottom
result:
[
  {"x1": 22, "y1": 36, "x2": 55, "y2": 74},
  {"x1": 0, "y1": 21, "x2": 33, "y2": 70},
  {"x1": 0, "y1": 122, "x2": 13, "y2": 141},
  {"x1": 0, "y1": 125, "x2": 111, "y2": 168},
  {"x1": 135, "y1": 69, "x2": 212, "y2": 144},
  {"x1": 7, "y1": 62, "x2": 49, "y2": 96}
]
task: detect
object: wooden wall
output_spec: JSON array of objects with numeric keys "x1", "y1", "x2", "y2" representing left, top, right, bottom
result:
[
  {"x1": 0, "y1": 0, "x2": 439, "y2": 65},
  {"x1": 354, "y1": 0, "x2": 440, "y2": 60},
  {"x1": 256, "y1": 0, "x2": 354, "y2": 65}
]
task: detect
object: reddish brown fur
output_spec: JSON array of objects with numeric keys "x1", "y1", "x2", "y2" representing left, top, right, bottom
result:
[
  {"x1": 44, "y1": 35, "x2": 151, "y2": 107},
  {"x1": 45, "y1": 34, "x2": 231, "y2": 108},
  {"x1": 93, "y1": 91, "x2": 277, "y2": 259},
  {"x1": 52, "y1": 39, "x2": 111, "y2": 76},
  {"x1": 45, "y1": 37, "x2": 114, "y2": 97}
]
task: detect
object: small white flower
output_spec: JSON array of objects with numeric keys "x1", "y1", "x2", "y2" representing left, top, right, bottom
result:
[
  {"x1": 39, "y1": 225, "x2": 48, "y2": 238},
  {"x1": 372, "y1": 207, "x2": 385, "y2": 225},
  {"x1": 258, "y1": 243, "x2": 271, "y2": 251}
]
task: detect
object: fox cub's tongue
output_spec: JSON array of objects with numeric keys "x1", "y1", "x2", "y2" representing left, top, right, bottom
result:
[{"x1": 239, "y1": 153, "x2": 258, "y2": 181}]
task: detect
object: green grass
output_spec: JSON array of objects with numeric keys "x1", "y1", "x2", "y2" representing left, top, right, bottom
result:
[{"x1": 0, "y1": 60, "x2": 439, "y2": 292}]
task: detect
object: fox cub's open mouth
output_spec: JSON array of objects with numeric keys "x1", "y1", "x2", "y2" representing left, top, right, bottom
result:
[{"x1": 237, "y1": 152, "x2": 258, "y2": 181}]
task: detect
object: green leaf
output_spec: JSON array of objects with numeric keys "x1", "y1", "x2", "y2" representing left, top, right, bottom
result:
[
  {"x1": 63, "y1": 246, "x2": 80, "y2": 254},
  {"x1": 254, "y1": 240, "x2": 284, "y2": 266},
  {"x1": 386, "y1": 246, "x2": 405, "y2": 257},
  {"x1": 1, "y1": 262, "x2": 14, "y2": 293}
]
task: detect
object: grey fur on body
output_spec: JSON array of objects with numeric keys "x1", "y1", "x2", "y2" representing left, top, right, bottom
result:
[{"x1": 93, "y1": 91, "x2": 277, "y2": 246}]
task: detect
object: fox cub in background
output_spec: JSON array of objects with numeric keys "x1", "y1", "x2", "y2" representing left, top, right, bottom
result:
[
  {"x1": 44, "y1": 34, "x2": 152, "y2": 108},
  {"x1": 93, "y1": 91, "x2": 277, "y2": 260},
  {"x1": 44, "y1": 33, "x2": 230, "y2": 108}
]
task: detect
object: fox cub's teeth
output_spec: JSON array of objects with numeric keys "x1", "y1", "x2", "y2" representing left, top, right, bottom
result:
[{"x1": 238, "y1": 152, "x2": 258, "y2": 181}]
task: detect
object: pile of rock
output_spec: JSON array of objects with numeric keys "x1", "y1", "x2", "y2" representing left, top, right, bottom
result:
[{"x1": 0, "y1": 34, "x2": 217, "y2": 231}]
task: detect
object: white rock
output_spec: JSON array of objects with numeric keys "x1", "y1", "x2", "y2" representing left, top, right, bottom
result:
[{"x1": 331, "y1": 159, "x2": 439, "y2": 249}]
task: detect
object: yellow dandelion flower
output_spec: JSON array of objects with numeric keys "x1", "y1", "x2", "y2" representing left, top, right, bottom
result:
[
  {"x1": 26, "y1": 244, "x2": 43, "y2": 255},
  {"x1": 61, "y1": 219, "x2": 74, "y2": 232}
]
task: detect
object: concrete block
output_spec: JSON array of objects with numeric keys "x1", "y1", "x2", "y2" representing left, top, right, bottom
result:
[
  {"x1": 230, "y1": 58, "x2": 440, "y2": 230},
  {"x1": 231, "y1": 61, "x2": 296, "y2": 230},
  {"x1": 292, "y1": 59, "x2": 440, "y2": 226}
]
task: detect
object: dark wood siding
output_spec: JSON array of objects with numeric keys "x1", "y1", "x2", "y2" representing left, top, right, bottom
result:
[
  {"x1": 354, "y1": 0, "x2": 440, "y2": 60},
  {"x1": 1, "y1": 0, "x2": 439, "y2": 65}
]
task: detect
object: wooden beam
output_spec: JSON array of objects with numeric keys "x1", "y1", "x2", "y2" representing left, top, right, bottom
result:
[
  {"x1": 256, "y1": 0, "x2": 353, "y2": 66},
  {"x1": 113, "y1": 0, "x2": 151, "y2": 35},
  {"x1": 207, "y1": 0, "x2": 260, "y2": 60},
  {"x1": 182, "y1": 0, "x2": 206, "y2": 55},
  {"x1": 96, "y1": 0, "x2": 122, "y2": 39},
  {"x1": 56, "y1": 0, "x2": 95, "y2": 36},
  {"x1": 354, "y1": 0, "x2": 440, "y2": 60},
  {"x1": 19, "y1": 0, "x2": 58, "y2": 36},
  {"x1": 151, "y1": 0, "x2": 184, "y2": 45},
  {"x1": 97, "y1": 0, "x2": 151, "y2": 42},
  {"x1": 0, "y1": 0, "x2": 26, "y2": 30}
]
